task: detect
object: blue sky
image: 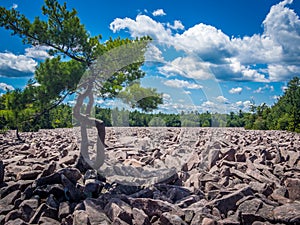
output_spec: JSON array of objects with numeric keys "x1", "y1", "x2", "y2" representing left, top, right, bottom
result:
[{"x1": 0, "y1": 0, "x2": 300, "y2": 113}]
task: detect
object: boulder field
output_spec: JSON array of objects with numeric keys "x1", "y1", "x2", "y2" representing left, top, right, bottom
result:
[{"x1": 0, "y1": 127, "x2": 299, "y2": 224}]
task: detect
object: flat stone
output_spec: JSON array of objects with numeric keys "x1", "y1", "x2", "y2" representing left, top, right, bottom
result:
[
  {"x1": 132, "y1": 208, "x2": 151, "y2": 225},
  {"x1": 104, "y1": 198, "x2": 132, "y2": 224},
  {"x1": 160, "y1": 212, "x2": 188, "y2": 225},
  {"x1": 273, "y1": 202, "x2": 300, "y2": 223},
  {"x1": 73, "y1": 210, "x2": 90, "y2": 225},
  {"x1": 209, "y1": 186, "x2": 253, "y2": 215},
  {"x1": 5, "y1": 218, "x2": 27, "y2": 225},
  {"x1": 285, "y1": 178, "x2": 300, "y2": 201},
  {"x1": 0, "y1": 190, "x2": 21, "y2": 207},
  {"x1": 84, "y1": 199, "x2": 111, "y2": 225},
  {"x1": 0, "y1": 160, "x2": 4, "y2": 183},
  {"x1": 58, "y1": 201, "x2": 71, "y2": 220},
  {"x1": 39, "y1": 216, "x2": 61, "y2": 225},
  {"x1": 17, "y1": 170, "x2": 40, "y2": 180}
]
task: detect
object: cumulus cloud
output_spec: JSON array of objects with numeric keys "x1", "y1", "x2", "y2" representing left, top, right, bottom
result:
[
  {"x1": 229, "y1": 87, "x2": 243, "y2": 94},
  {"x1": 0, "y1": 52, "x2": 37, "y2": 77},
  {"x1": 253, "y1": 84, "x2": 274, "y2": 93},
  {"x1": 0, "y1": 82, "x2": 14, "y2": 91},
  {"x1": 110, "y1": 0, "x2": 300, "y2": 82},
  {"x1": 216, "y1": 95, "x2": 228, "y2": 103},
  {"x1": 110, "y1": 15, "x2": 173, "y2": 44},
  {"x1": 164, "y1": 79, "x2": 203, "y2": 89},
  {"x1": 25, "y1": 46, "x2": 52, "y2": 60},
  {"x1": 0, "y1": 46, "x2": 51, "y2": 77},
  {"x1": 159, "y1": 56, "x2": 213, "y2": 80},
  {"x1": 152, "y1": 9, "x2": 166, "y2": 17},
  {"x1": 167, "y1": 20, "x2": 184, "y2": 30},
  {"x1": 145, "y1": 44, "x2": 164, "y2": 62}
]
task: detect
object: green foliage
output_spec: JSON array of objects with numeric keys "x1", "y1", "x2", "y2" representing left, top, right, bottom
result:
[
  {"x1": 118, "y1": 82, "x2": 163, "y2": 112},
  {"x1": 243, "y1": 77, "x2": 300, "y2": 133},
  {"x1": 0, "y1": 0, "x2": 162, "y2": 133}
]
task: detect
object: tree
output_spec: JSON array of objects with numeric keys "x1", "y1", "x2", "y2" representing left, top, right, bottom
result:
[
  {"x1": 0, "y1": 0, "x2": 162, "y2": 171},
  {"x1": 268, "y1": 77, "x2": 300, "y2": 132}
]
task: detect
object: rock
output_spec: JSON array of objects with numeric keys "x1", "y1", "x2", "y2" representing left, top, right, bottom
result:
[
  {"x1": 104, "y1": 198, "x2": 132, "y2": 224},
  {"x1": 19, "y1": 198, "x2": 39, "y2": 222},
  {"x1": 132, "y1": 208, "x2": 151, "y2": 225},
  {"x1": 285, "y1": 178, "x2": 300, "y2": 201},
  {"x1": 129, "y1": 197, "x2": 184, "y2": 218},
  {"x1": 46, "y1": 194, "x2": 59, "y2": 209},
  {"x1": 0, "y1": 160, "x2": 4, "y2": 184},
  {"x1": 0, "y1": 189, "x2": 21, "y2": 208},
  {"x1": 222, "y1": 148, "x2": 236, "y2": 162},
  {"x1": 61, "y1": 174, "x2": 82, "y2": 202},
  {"x1": 5, "y1": 209, "x2": 21, "y2": 223},
  {"x1": 184, "y1": 152, "x2": 201, "y2": 171},
  {"x1": 84, "y1": 179, "x2": 104, "y2": 198},
  {"x1": 273, "y1": 202, "x2": 300, "y2": 223},
  {"x1": 160, "y1": 212, "x2": 188, "y2": 225},
  {"x1": 84, "y1": 199, "x2": 111, "y2": 225},
  {"x1": 17, "y1": 170, "x2": 40, "y2": 180},
  {"x1": 5, "y1": 218, "x2": 27, "y2": 225},
  {"x1": 209, "y1": 186, "x2": 253, "y2": 215},
  {"x1": 39, "y1": 216, "x2": 61, "y2": 225},
  {"x1": 202, "y1": 217, "x2": 217, "y2": 225},
  {"x1": 40, "y1": 161, "x2": 56, "y2": 177},
  {"x1": 28, "y1": 203, "x2": 57, "y2": 224},
  {"x1": 208, "y1": 149, "x2": 220, "y2": 169},
  {"x1": 58, "y1": 201, "x2": 71, "y2": 221},
  {"x1": 73, "y1": 210, "x2": 90, "y2": 225}
]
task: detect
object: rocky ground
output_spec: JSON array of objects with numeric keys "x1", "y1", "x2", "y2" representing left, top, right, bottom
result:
[{"x1": 0, "y1": 127, "x2": 299, "y2": 225}]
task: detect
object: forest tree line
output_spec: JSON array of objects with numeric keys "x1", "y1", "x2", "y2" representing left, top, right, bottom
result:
[{"x1": 0, "y1": 77, "x2": 299, "y2": 133}]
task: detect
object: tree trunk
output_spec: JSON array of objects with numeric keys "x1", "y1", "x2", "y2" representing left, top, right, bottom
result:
[{"x1": 73, "y1": 81, "x2": 106, "y2": 173}]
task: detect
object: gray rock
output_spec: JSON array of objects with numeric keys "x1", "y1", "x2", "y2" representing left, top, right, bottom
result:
[
  {"x1": 58, "y1": 201, "x2": 71, "y2": 221},
  {"x1": 4, "y1": 209, "x2": 21, "y2": 223},
  {"x1": 84, "y1": 199, "x2": 111, "y2": 225},
  {"x1": 160, "y1": 212, "x2": 188, "y2": 225},
  {"x1": 19, "y1": 198, "x2": 39, "y2": 222},
  {"x1": 5, "y1": 218, "x2": 27, "y2": 225},
  {"x1": 273, "y1": 202, "x2": 300, "y2": 223},
  {"x1": 104, "y1": 198, "x2": 132, "y2": 224},
  {"x1": 209, "y1": 186, "x2": 253, "y2": 215},
  {"x1": 0, "y1": 160, "x2": 4, "y2": 184},
  {"x1": 132, "y1": 208, "x2": 151, "y2": 225},
  {"x1": 72, "y1": 210, "x2": 90, "y2": 225},
  {"x1": 285, "y1": 178, "x2": 300, "y2": 201},
  {"x1": 39, "y1": 216, "x2": 61, "y2": 225},
  {"x1": 0, "y1": 189, "x2": 21, "y2": 207},
  {"x1": 17, "y1": 170, "x2": 40, "y2": 180}
]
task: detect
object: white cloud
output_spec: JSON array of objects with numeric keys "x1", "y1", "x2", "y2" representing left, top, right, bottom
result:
[
  {"x1": 253, "y1": 87, "x2": 263, "y2": 94},
  {"x1": 229, "y1": 87, "x2": 243, "y2": 94},
  {"x1": 164, "y1": 79, "x2": 203, "y2": 89},
  {"x1": 216, "y1": 95, "x2": 228, "y2": 103},
  {"x1": 110, "y1": 15, "x2": 173, "y2": 44},
  {"x1": 11, "y1": 3, "x2": 18, "y2": 9},
  {"x1": 253, "y1": 84, "x2": 275, "y2": 93},
  {"x1": 145, "y1": 44, "x2": 164, "y2": 62},
  {"x1": 0, "y1": 52, "x2": 37, "y2": 77},
  {"x1": 236, "y1": 101, "x2": 243, "y2": 107},
  {"x1": 167, "y1": 20, "x2": 184, "y2": 30},
  {"x1": 25, "y1": 46, "x2": 52, "y2": 60},
  {"x1": 0, "y1": 46, "x2": 51, "y2": 77},
  {"x1": 159, "y1": 56, "x2": 213, "y2": 80},
  {"x1": 152, "y1": 9, "x2": 166, "y2": 17},
  {"x1": 110, "y1": 0, "x2": 300, "y2": 82},
  {"x1": 0, "y1": 83, "x2": 14, "y2": 91}
]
